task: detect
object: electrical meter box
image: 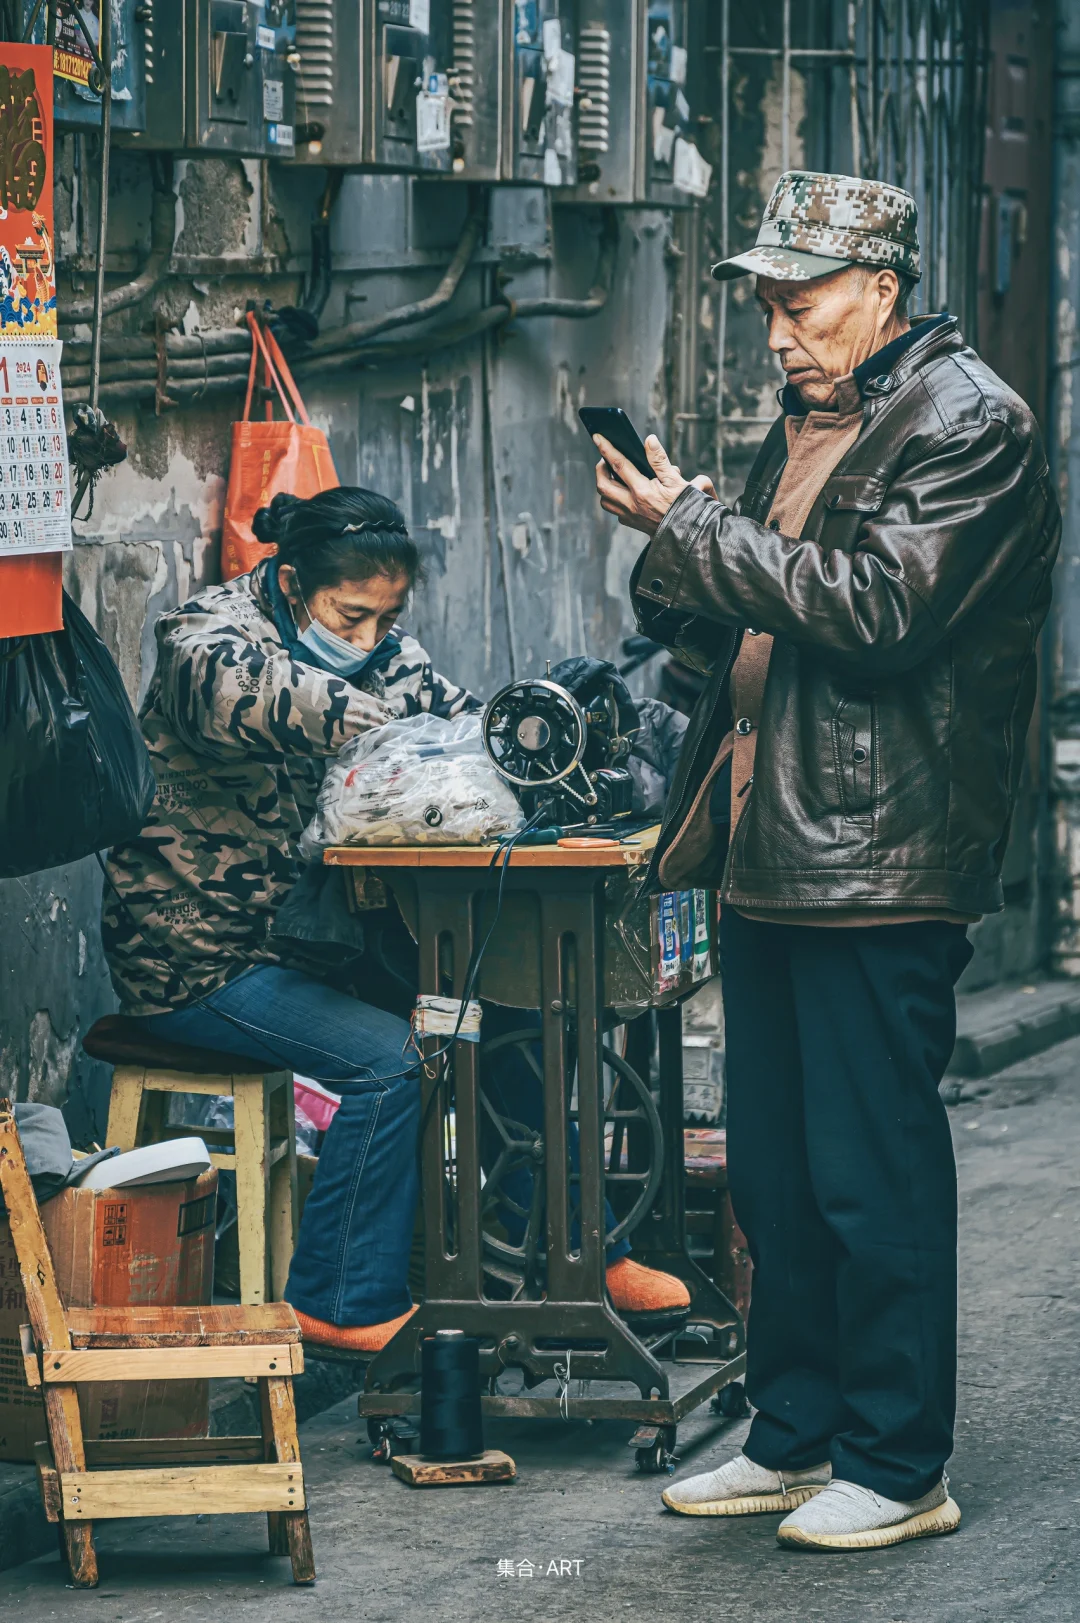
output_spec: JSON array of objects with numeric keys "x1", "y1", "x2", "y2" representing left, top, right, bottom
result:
[
  {"x1": 25, "y1": 0, "x2": 150, "y2": 134},
  {"x1": 571, "y1": 0, "x2": 711, "y2": 205},
  {"x1": 292, "y1": 1, "x2": 503, "y2": 179},
  {"x1": 129, "y1": 0, "x2": 298, "y2": 157},
  {"x1": 502, "y1": 0, "x2": 578, "y2": 187}
]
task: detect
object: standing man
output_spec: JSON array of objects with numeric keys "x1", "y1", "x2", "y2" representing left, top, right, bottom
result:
[{"x1": 593, "y1": 172, "x2": 1059, "y2": 1551}]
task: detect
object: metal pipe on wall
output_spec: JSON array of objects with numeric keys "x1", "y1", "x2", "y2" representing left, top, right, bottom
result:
[
  {"x1": 58, "y1": 199, "x2": 621, "y2": 406},
  {"x1": 87, "y1": 0, "x2": 111, "y2": 410},
  {"x1": 304, "y1": 193, "x2": 486, "y2": 357},
  {"x1": 61, "y1": 177, "x2": 176, "y2": 324}
]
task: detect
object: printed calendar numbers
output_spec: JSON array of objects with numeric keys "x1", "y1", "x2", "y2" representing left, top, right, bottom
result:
[{"x1": 0, "y1": 338, "x2": 70, "y2": 553}]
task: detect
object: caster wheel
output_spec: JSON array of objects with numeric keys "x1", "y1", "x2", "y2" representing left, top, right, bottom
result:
[
  {"x1": 633, "y1": 1425, "x2": 677, "y2": 1474},
  {"x1": 712, "y1": 1380, "x2": 750, "y2": 1419},
  {"x1": 367, "y1": 1418, "x2": 395, "y2": 1463},
  {"x1": 366, "y1": 1416, "x2": 418, "y2": 1462}
]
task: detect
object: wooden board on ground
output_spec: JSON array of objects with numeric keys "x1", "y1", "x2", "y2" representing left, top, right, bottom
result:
[{"x1": 390, "y1": 1449, "x2": 516, "y2": 1487}]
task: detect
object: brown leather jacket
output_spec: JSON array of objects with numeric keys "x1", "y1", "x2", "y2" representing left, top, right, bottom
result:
[{"x1": 632, "y1": 318, "x2": 1061, "y2": 916}]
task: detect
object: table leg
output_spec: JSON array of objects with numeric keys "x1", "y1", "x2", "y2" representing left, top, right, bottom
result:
[
  {"x1": 363, "y1": 866, "x2": 667, "y2": 1402},
  {"x1": 629, "y1": 1004, "x2": 744, "y2": 1349},
  {"x1": 540, "y1": 882, "x2": 606, "y2": 1309}
]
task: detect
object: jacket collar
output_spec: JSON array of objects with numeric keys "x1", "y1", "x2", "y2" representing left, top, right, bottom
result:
[{"x1": 779, "y1": 313, "x2": 957, "y2": 417}]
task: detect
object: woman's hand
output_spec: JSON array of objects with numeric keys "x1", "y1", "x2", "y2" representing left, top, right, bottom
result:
[{"x1": 593, "y1": 433, "x2": 717, "y2": 535}]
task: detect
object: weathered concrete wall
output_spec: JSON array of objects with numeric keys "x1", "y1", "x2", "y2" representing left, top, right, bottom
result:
[
  {"x1": 1048, "y1": 0, "x2": 1080, "y2": 975},
  {"x1": 0, "y1": 153, "x2": 672, "y2": 1135}
]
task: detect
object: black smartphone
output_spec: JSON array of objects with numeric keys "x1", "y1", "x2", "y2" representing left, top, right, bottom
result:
[{"x1": 579, "y1": 407, "x2": 655, "y2": 481}]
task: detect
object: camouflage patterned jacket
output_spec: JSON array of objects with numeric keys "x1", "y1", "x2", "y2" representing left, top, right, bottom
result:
[{"x1": 103, "y1": 562, "x2": 476, "y2": 1014}]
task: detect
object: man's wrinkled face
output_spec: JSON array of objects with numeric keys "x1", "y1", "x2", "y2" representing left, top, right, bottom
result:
[{"x1": 756, "y1": 264, "x2": 904, "y2": 408}]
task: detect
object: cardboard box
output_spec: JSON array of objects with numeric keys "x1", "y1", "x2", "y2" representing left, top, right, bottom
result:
[
  {"x1": 0, "y1": 1169, "x2": 217, "y2": 1462},
  {"x1": 0, "y1": 1217, "x2": 44, "y2": 1461},
  {"x1": 649, "y1": 888, "x2": 718, "y2": 1000}
]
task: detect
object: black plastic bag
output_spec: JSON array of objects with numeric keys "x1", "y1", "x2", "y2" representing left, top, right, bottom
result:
[
  {"x1": 547, "y1": 655, "x2": 640, "y2": 751},
  {"x1": 0, "y1": 591, "x2": 155, "y2": 878}
]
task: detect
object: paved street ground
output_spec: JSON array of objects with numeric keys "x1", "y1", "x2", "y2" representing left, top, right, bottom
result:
[{"x1": 2, "y1": 1033, "x2": 1079, "y2": 1623}]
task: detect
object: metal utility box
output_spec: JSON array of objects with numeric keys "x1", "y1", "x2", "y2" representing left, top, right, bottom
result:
[
  {"x1": 292, "y1": 1, "x2": 503, "y2": 179},
  {"x1": 571, "y1": 0, "x2": 711, "y2": 206},
  {"x1": 372, "y1": 0, "x2": 457, "y2": 173},
  {"x1": 502, "y1": 0, "x2": 578, "y2": 187},
  {"x1": 25, "y1": 0, "x2": 150, "y2": 134},
  {"x1": 128, "y1": 0, "x2": 298, "y2": 157}
]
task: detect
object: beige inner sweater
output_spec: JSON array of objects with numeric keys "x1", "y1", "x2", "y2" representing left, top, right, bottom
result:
[{"x1": 725, "y1": 374, "x2": 977, "y2": 928}]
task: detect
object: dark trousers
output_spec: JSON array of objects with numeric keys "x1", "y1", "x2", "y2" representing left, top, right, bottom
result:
[{"x1": 719, "y1": 907, "x2": 973, "y2": 1501}]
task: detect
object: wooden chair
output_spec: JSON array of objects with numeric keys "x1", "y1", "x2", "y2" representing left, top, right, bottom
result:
[
  {"x1": 84, "y1": 1015, "x2": 298, "y2": 1308},
  {"x1": 0, "y1": 1099, "x2": 315, "y2": 1589}
]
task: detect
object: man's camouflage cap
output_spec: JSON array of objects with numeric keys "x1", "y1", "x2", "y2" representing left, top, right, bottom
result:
[{"x1": 711, "y1": 170, "x2": 921, "y2": 284}]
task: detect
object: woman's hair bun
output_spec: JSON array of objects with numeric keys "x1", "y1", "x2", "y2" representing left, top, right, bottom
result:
[
  {"x1": 252, "y1": 491, "x2": 303, "y2": 547},
  {"x1": 258, "y1": 485, "x2": 421, "y2": 596}
]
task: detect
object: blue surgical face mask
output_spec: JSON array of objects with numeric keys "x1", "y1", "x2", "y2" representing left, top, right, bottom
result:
[{"x1": 296, "y1": 591, "x2": 381, "y2": 678}]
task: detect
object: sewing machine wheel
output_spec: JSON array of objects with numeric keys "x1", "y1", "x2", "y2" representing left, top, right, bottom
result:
[
  {"x1": 475, "y1": 1030, "x2": 663, "y2": 1297},
  {"x1": 482, "y1": 679, "x2": 587, "y2": 788}
]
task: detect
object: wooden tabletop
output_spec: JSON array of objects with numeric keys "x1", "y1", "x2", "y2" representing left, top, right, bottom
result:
[{"x1": 323, "y1": 826, "x2": 660, "y2": 869}]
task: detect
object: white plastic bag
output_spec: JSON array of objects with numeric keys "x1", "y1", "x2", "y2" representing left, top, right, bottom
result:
[{"x1": 300, "y1": 712, "x2": 525, "y2": 854}]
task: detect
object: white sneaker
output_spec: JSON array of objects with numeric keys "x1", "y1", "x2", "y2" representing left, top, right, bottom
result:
[
  {"x1": 776, "y1": 1476, "x2": 961, "y2": 1550},
  {"x1": 662, "y1": 1452, "x2": 832, "y2": 1517}
]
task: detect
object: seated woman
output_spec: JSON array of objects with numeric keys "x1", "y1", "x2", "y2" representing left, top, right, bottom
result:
[{"x1": 102, "y1": 486, "x2": 688, "y2": 1352}]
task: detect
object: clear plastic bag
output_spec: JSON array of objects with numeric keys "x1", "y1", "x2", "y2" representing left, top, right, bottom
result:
[{"x1": 301, "y1": 712, "x2": 525, "y2": 854}]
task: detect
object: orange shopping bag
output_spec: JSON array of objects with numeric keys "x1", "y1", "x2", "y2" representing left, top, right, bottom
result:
[{"x1": 220, "y1": 312, "x2": 339, "y2": 580}]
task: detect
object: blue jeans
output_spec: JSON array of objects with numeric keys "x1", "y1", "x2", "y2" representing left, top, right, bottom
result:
[{"x1": 133, "y1": 964, "x2": 627, "y2": 1326}]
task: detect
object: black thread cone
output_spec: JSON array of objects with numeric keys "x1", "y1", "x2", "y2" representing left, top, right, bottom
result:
[{"x1": 420, "y1": 1329, "x2": 484, "y2": 1460}]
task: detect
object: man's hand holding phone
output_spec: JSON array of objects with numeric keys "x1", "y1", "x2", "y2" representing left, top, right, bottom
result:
[{"x1": 591, "y1": 427, "x2": 717, "y2": 537}]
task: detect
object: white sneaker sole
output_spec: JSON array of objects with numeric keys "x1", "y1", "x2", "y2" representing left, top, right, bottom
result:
[
  {"x1": 662, "y1": 1483, "x2": 827, "y2": 1517},
  {"x1": 776, "y1": 1495, "x2": 962, "y2": 1550}
]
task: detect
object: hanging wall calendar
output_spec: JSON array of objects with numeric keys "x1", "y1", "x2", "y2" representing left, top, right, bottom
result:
[{"x1": 0, "y1": 44, "x2": 71, "y2": 561}]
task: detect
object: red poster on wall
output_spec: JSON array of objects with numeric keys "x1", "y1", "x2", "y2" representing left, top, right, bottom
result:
[
  {"x1": 0, "y1": 43, "x2": 63, "y2": 637},
  {"x1": 0, "y1": 45, "x2": 57, "y2": 340}
]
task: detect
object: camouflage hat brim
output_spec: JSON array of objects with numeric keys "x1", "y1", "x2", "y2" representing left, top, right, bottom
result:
[{"x1": 711, "y1": 246, "x2": 857, "y2": 282}]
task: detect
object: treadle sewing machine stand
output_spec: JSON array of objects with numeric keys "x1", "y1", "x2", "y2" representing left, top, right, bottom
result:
[{"x1": 323, "y1": 837, "x2": 746, "y2": 1471}]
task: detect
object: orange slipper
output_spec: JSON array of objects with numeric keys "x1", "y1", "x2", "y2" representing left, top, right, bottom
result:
[
  {"x1": 294, "y1": 1306, "x2": 416, "y2": 1356},
  {"x1": 606, "y1": 1257, "x2": 691, "y2": 1323}
]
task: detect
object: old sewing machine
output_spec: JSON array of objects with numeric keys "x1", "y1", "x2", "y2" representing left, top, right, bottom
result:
[
  {"x1": 481, "y1": 667, "x2": 638, "y2": 830},
  {"x1": 323, "y1": 671, "x2": 746, "y2": 1473}
]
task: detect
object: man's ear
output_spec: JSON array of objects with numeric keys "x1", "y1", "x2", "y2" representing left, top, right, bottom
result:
[{"x1": 876, "y1": 268, "x2": 901, "y2": 325}]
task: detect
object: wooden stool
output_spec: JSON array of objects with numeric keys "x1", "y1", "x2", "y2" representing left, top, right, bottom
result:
[
  {"x1": 84, "y1": 1016, "x2": 298, "y2": 1308},
  {"x1": 0, "y1": 1099, "x2": 315, "y2": 1588}
]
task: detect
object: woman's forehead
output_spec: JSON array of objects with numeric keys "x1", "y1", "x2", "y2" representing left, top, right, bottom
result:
[{"x1": 326, "y1": 572, "x2": 410, "y2": 605}]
